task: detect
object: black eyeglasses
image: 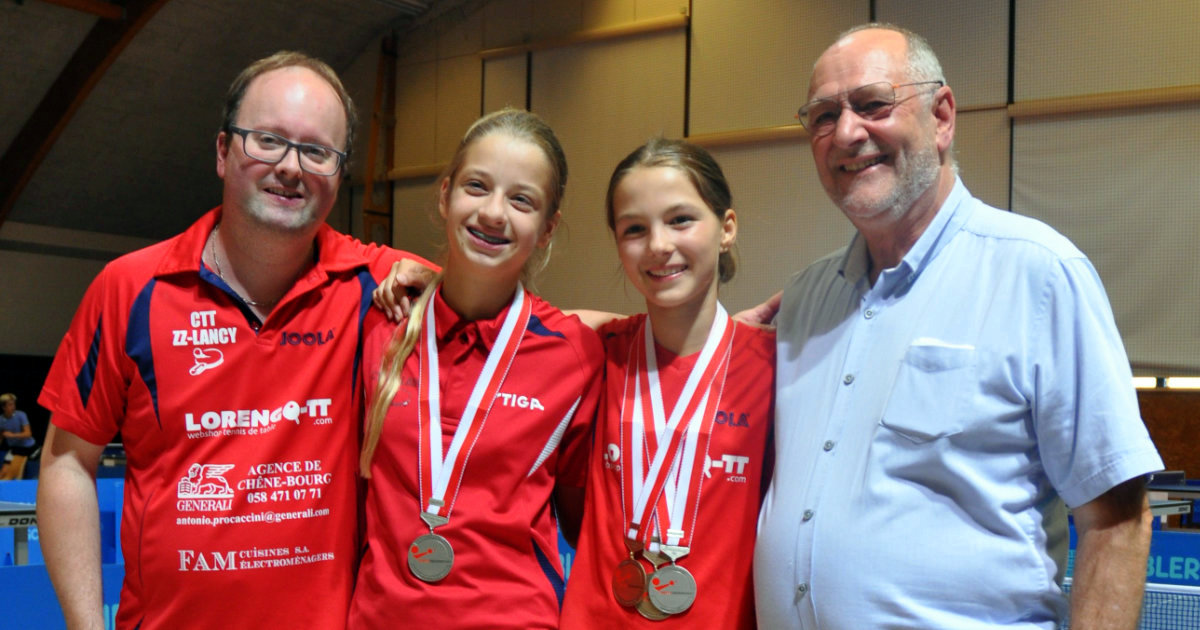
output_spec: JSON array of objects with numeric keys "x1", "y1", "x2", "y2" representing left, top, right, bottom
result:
[
  {"x1": 228, "y1": 126, "x2": 346, "y2": 176},
  {"x1": 797, "y1": 80, "x2": 944, "y2": 137}
]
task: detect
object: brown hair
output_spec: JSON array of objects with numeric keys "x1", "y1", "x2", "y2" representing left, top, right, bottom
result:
[
  {"x1": 220, "y1": 51, "x2": 357, "y2": 162},
  {"x1": 605, "y1": 137, "x2": 737, "y2": 282},
  {"x1": 360, "y1": 108, "x2": 568, "y2": 477}
]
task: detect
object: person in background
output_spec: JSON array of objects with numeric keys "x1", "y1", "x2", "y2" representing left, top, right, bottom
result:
[
  {"x1": 351, "y1": 108, "x2": 603, "y2": 629},
  {"x1": 753, "y1": 24, "x2": 1162, "y2": 630},
  {"x1": 560, "y1": 138, "x2": 773, "y2": 628},
  {"x1": 0, "y1": 392, "x2": 36, "y2": 480},
  {"x1": 37, "y1": 51, "x2": 430, "y2": 630}
]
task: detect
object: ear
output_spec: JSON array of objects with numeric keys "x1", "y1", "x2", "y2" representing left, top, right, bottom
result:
[
  {"x1": 719, "y1": 208, "x2": 738, "y2": 253},
  {"x1": 931, "y1": 85, "x2": 956, "y2": 156},
  {"x1": 216, "y1": 131, "x2": 230, "y2": 179},
  {"x1": 538, "y1": 210, "x2": 561, "y2": 249},
  {"x1": 437, "y1": 177, "x2": 451, "y2": 220}
]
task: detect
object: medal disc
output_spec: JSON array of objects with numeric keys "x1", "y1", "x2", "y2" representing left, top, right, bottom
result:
[
  {"x1": 611, "y1": 558, "x2": 648, "y2": 607},
  {"x1": 636, "y1": 595, "x2": 671, "y2": 620},
  {"x1": 646, "y1": 564, "x2": 697, "y2": 614},
  {"x1": 408, "y1": 533, "x2": 454, "y2": 582}
]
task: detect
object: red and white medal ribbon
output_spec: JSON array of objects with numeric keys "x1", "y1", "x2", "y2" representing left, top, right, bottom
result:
[
  {"x1": 417, "y1": 282, "x2": 531, "y2": 521},
  {"x1": 619, "y1": 305, "x2": 734, "y2": 552}
]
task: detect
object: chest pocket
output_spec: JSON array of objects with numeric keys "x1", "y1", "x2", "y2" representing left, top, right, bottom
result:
[{"x1": 879, "y1": 340, "x2": 976, "y2": 443}]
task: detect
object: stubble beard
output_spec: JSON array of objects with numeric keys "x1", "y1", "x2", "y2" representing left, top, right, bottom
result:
[{"x1": 835, "y1": 139, "x2": 941, "y2": 224}]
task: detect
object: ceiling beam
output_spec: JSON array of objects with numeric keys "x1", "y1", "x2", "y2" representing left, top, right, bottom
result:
[
  {"x1": 0, "y1": 0, "x2": 170, "y2": 230},
  {"x1": 38, "y1": 0, "x2": 124, "y2": 20}
]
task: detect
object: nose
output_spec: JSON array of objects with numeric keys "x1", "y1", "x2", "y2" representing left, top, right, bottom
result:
[
  {"x1": 273, "y1": 145, "x2": 304, "y2": 180},
  {"x1": 477, "y1": 192, "x2": 506, "y2": 225},
  {"x1": 648, "y1": 225, "x2": 674, "y2": 256},
  {"x1": 831, "y1": 106, "x2": 869, "y2": 148}
]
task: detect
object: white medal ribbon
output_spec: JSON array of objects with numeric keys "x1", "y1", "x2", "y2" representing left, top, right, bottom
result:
[
  {"x1": 626, "y1": 304, "x2": 730, "y2": 542},
  {"x1": 421, "y1": 283, "x2": 529, "y2": 517}
]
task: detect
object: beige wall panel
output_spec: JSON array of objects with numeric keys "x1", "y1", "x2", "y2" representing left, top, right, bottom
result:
[
  {"x1": 394, "y1": 61, "x2": 439, "y2": 167},
  {"x1": 876, "y1": 0, "x2": 1008, "y2": 107},
  {"x1": 1012, "y1": 107, "x2": 1200, "y2": 372},
  {"x1": 690, "y1": 0, "x2": 867, "y2": 135},
  {"x1": 484, "y1": 56, "x2": 529, "y2": 113},
  {"x1": 392, "y1": 176, "x2": 445, "y2": 265},
  {"x1": 952, "y1": 108, "x2": 1010, "y2": 210},
  {"x1": 708, "y1": 141, "x2": 856, "y2": 311},
  {"x1": 637, "y1": 0, "x2": 687, "y2": 20},
  {"x1": 484, "y1": 0, "x2": 533, "y2": 49},
  {"x1": 437, "y1": 7, "x2": 484, "y2": 60},
  {"x1": 396, "y1": 22, "x2": 438, "y2": 66},
  {"x1": 531, "y1": 0, "x2": 583, "y2": 41},
  {"x1": 529, "y1": 31, "x2": 686, "y2": 315},
  {"x1": 581, "y1": 0, "x2": 636, "y2": 28},
  {"x1": 435, "y1": 55, "x2": 484, "y2": 163},
  {"x1": 1015, "y1": 0, "x2": 1200, "y2": 101}
]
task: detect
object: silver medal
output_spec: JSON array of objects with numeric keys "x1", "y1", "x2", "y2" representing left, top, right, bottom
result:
[
  {"x1": 408, "y1": 532, "x2": 454, "y2": 582},
  {"x1": 646, "y1": 564, "x2": 697, "y2": 614}
]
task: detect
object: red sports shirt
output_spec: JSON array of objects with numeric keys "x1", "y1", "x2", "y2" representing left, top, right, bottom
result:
[
  {"x1": 351, "y1": 289, "x2": 603, "y2": 629},
  {"x1": 560, "y1": 314, "x2": 774, "y2": 629},
  {"x1": 39, "y1": 208, "x2": 429, "y2": 630}
]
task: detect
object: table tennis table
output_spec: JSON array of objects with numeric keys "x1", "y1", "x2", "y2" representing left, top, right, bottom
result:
[{"x1": 1, "y1": 500, "x2": 37, "y2": 565}]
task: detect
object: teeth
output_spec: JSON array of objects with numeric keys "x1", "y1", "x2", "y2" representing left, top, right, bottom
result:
[
  {"x1": 468, "y1": 227, "x2": 508, "y2": 245},
  {"x1": 647, "y1": 266, "x2": 685, "y2": 278},
  {"x1": 843, "y1": 156, "x2": 885, "y2": 173},
  {"x1": 267, "y1": 188, "x2": 302, "y2": 199}
]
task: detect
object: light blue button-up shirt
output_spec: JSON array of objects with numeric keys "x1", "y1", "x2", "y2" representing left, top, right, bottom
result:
[{"x1": 755, "y1": 179, "x2": 1163, "y2": 629}]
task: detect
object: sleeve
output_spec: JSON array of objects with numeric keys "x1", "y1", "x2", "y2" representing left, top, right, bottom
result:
[
  {"x1": 353, "y1": 240, "x2": 440, "y2": 280},
  {"x1": 1032, "y1": 256, "x2": 1164, "y2": 507},
  {"x1": 38, "y1": 266, "x2": 131, "y2": 446},
  {"x1": 554, "y1": 324, "x2": 605, "y2": 490}
]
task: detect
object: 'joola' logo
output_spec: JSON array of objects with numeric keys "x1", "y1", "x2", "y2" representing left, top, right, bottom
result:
[
  {"x1": 714, "y1": 410, "x2": 750, "y2": 428},
  {"x1": 279, "y1": 330, "x2": 335, "y2": 346}
]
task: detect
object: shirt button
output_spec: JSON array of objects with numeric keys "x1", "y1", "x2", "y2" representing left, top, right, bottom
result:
[
  {"x1": 802, "y1": 509, "x2": 814, "y2": 521},
  {"x1": 864, "y1": 309, "x2": 875, "y2": 319},
  {"x1": 823, "y1": 440, "x2": 835, "y2": 452},
  {"x1": 797, "y1": 583, "x2": 809, "y2": 597},
  {"x1": 842, "y1": 374, "x2": 854, "y2": 385}
]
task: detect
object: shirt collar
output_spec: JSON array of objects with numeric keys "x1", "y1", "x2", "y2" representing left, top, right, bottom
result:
[
  {"x1": 838, "y1": 176, "x2": 974, "y2": 295},
  {"x1": 430, "y1": 286, "x2": 513, "y2": 351},
  {"x1": 153, "y1": 206, "x2": 374, "y2": 279}
]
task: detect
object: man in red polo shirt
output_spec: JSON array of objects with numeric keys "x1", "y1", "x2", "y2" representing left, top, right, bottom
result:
[{"x1": 37, "y1": 51, "x2": 429, "y2": 630}]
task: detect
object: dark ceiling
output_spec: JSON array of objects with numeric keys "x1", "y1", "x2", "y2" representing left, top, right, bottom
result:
[{"x1": 0, "y1": 0, "x2": 448, "y2": 241}]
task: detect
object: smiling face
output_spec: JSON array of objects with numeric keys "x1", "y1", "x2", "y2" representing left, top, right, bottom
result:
[
  {"x1": 216, "y1": 66, "x2": 347, "y2": 233},
  {"x1": 611, "y1": 166, "x2": 736, "y2": 314},
  {"x1": 808, "y1": 29, "x2": 946, "y2": 226},
  {"x1": 438, "y1": 132, "x2": 559, "y2": 283}
]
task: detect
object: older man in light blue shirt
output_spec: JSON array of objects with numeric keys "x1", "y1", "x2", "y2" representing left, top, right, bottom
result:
[{"x1": 753, "y1": 24, "x2": 1161, "y2": 630}]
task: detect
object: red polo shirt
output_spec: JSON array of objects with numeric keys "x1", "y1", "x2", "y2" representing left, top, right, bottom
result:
[
  {"x1": 351, "y1": 289, "x2": 603, "y2": 629},
  {"x1": 40, "y1": 207, "x2": 430, "y2": 630}
]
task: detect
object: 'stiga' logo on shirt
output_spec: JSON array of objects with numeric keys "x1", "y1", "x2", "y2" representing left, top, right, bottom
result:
[{"x1": 494, "y1": 391, "x2": 544, "y2": 411}]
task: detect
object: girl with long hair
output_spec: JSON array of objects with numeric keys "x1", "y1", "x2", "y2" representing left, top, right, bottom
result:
[{"x1": 351, "y1": 109, "x2": 603, "y2": 629}]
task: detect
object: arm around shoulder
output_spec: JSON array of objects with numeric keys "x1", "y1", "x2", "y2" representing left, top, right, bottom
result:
[{"x1": 36, "y1": 421, "x2": 108, "y2": 630}]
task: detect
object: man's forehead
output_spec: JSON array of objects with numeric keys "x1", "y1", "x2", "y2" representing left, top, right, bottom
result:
[
  {"x1": 239, "y1": 66, "x2": 346, "y2": 141},
  {"x1": 808, "y1": 32, "x2": 906, "y2": 99}
]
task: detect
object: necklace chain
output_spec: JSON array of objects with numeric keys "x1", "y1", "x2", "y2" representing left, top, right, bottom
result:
[{"x1": 209, "y1": 224, "x2": 278, "y2": 307}]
